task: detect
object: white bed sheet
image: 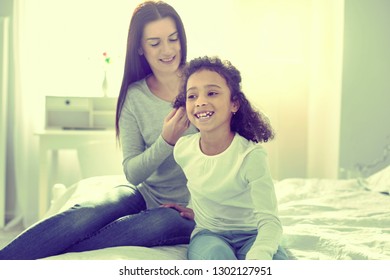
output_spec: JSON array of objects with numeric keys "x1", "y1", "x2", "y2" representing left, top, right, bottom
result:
[
  {"x1": 275, "y1": 177, "x2": 390, "y2": 260},
  {"x1": 43, "y1": 166, "x2": 390, "y2": 260}
]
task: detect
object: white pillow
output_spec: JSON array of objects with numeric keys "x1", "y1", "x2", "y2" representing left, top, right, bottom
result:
[{"x1": 364, "y1": 165, "x2": 390, "y2": 194}]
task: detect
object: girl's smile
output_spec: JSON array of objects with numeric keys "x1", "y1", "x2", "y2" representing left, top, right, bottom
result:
[
  {"x1": 186, "y1": 70, "x2": 239, "y2": 134},
  {"x1": 194, "y1": 110, "x2": 214, "y2": 121}
]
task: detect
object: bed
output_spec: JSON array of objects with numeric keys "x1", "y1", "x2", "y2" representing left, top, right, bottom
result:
[{"x1": 42, "y1": 165, "x2": 390, "y2": 260}]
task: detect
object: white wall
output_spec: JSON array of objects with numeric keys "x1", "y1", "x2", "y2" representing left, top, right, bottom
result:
[
  {"x1": 3, "y1": 0, "x2": 390, "y2": 225},
  {"x1": 175, "y1": 0, "x2": 318, "y2": 179},
  {"x1": 2, "y1": 0, "x2": 344, "y2": 195},
  {"x1": 307, "y1": 0, "x2": 344, "y2": 179},
  {"x1": 20, "y1": 0, "x2": 324, "y2": 185}
]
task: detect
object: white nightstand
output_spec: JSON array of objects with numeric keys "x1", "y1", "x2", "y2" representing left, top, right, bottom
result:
[
  {"x1": 35, "y1": 129, "x2": 119, "y2": 218},
  {"x1": 35, "y1": 96, "x2": 121, "y2": 218}
]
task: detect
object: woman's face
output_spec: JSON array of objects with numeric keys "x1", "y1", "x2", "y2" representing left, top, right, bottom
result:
[
  {"x1": 185, "y1": 70, "x2": 239, "y2": 134},
  {"x1": 140, "y1": 17, "x2": 181, "y2": 76}
]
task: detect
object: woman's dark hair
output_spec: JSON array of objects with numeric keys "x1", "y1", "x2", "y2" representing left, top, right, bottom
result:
[
  {"x1": 116, "y1": 1, "x2": 187, "y2": 139},
  {"x1": 173, "y1": 56, "x2": 274, "y2": 143}
]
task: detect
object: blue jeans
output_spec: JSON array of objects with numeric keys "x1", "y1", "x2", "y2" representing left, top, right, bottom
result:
[
  {"x1": 188, "y1": 229, "x2": 288, "y2": 260},
  {"x1": 0, "y1": 185, "x2": 195, "y2": 260}
]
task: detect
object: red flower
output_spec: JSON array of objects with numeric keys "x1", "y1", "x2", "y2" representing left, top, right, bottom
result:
[{"x1": 102, "y1": 52, "x2": 111, "y2": 64}]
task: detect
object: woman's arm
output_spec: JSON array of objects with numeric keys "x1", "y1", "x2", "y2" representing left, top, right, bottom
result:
[
  {"x1": 160, "y1": 203, "x2": 194, "y2": 220},
  {"x1": 120, "y1": 104, "x2": 189, "y2": 186}
]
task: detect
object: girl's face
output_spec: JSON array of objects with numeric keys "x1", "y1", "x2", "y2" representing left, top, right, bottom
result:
[
  {"x1": 185, "y1": 70, "x2": 239, "y2": 135},
  {"x1": 140, "y1": 17, "x2": 181, "y2": 76}
]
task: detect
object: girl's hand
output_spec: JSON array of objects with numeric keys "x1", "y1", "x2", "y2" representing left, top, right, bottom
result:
[
  {"x1": 161, "y1": 107, "x2": 190, "y2": 145},
  {"x1": 161, "y1": 203, "x2": 195, "y2": 220}
]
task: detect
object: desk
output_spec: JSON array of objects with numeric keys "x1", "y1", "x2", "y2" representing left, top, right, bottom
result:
[{"x1": 35, "y1": 129, "x2": 117, "y2": 218}]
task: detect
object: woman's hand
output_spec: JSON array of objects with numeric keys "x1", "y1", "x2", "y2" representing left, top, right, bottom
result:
[
  {"x1": 161, "y1": 203, "x2": 194, "y2": 220},
  {"x1": 161, "y1": 107, "x2": 190, "y2": 145}
]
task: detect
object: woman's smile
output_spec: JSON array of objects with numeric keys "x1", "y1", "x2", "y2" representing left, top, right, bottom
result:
[{"x1": 160, "y1": 56, "x2": 176, "y2": 64}]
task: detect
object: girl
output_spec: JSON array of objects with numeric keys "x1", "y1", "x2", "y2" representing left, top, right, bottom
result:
[
  {"x1": 0, "y1": 1, "x2": 196, "y2": 260},
  {"x1": 168, "y1": 56, "x2": 287, "y2": 260}
]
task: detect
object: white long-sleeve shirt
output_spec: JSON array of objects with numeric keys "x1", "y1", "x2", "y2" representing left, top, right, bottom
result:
[{"x1": 174, "y1": 133, "x2": 282, "y2": 260}]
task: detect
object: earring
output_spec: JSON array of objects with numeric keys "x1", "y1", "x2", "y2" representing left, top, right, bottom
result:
[{"x1": 138, "y1": 48, "x2": 143, "y2": 56}]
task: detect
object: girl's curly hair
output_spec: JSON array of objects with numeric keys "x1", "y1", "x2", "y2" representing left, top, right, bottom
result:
[{"x1": 173, "y1": 56, "x2": 274, "y2": 143}]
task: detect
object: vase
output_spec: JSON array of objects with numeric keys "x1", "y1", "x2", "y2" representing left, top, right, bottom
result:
[{"x1": 102, "y1": 70, "x2": 108, "y2": 97}]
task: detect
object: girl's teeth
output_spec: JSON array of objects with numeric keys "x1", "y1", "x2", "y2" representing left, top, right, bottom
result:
[{"x1": 196, "y1": 112, "x2": 213, "y2": 119}]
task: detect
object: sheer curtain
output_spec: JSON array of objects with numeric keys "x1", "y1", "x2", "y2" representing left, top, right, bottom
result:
[
  {"x1": 8, "y1": 0, "x2": 41, "y2": 228},
  {"x1": 9, "y1": 0, "x2": 134, "y2": 227}
]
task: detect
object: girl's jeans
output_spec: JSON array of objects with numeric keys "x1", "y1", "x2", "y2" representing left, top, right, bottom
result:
[
  {"x1": 188, "y1": 229, "x2": 288, "y2": 260},
  {"x1": 0, "y1": 185, "x2": 195, "y2": 260}
]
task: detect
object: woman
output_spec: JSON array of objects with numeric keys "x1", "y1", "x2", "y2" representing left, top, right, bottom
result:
[{"x1": 0, "y1": 1, "x2": 196, "y2": 260}]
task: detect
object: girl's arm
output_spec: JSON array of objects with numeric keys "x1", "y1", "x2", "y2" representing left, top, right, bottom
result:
[{"x1": 243, "y1": 149, "x2": 283, "y2": 260}]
